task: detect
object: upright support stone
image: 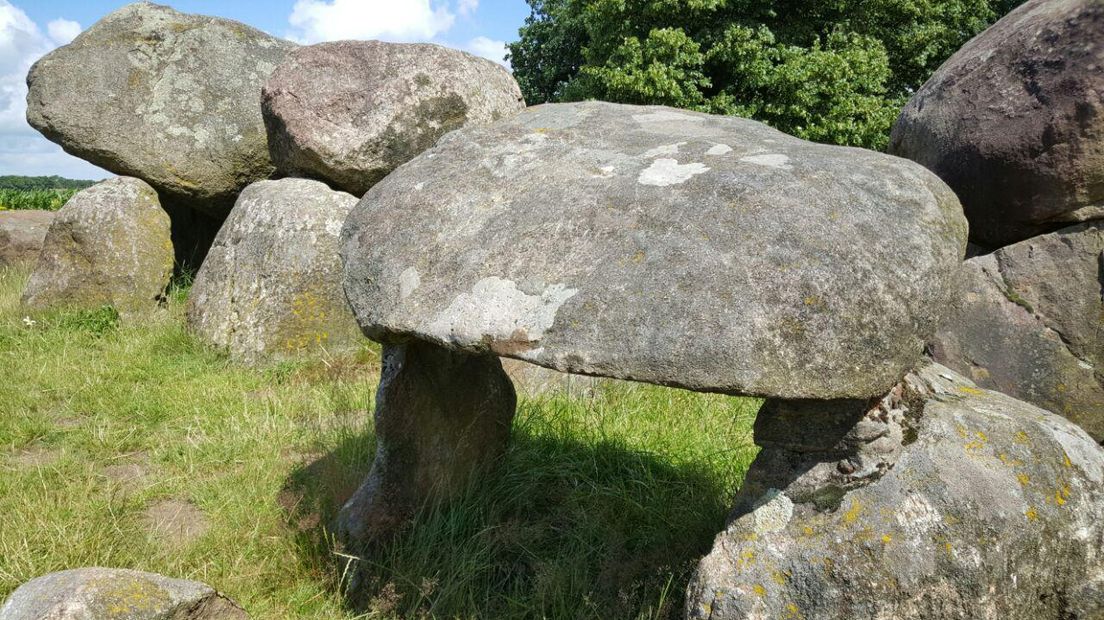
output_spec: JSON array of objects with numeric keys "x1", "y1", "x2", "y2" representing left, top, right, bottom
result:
[{"x1": 337, "y1": 340, "x2": 516, "y2": 548}]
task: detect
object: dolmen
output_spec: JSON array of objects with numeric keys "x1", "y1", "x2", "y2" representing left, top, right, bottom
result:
[
  {"x1": 339, "y1": 100, "x2": 1104, "y2": 617},
  {"x1": 890, "y1": 0, "x2": 1104, "y2": 444}
]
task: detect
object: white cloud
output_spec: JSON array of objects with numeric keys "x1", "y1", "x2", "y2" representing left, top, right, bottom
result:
[
  {"x1": 46, "y1": 18, "x2": 80, "y2": 46},
  {"x1": 0, "y1": 1, "x2": 104, "y2": 178},
  {"x1": 287, "y1": 0, "x2": 456, "y2": 44},
  {"x1": 465, "y1": 36, "x2": 509, "y2": 68},
  {"x1": 457, "y1": 0, "x2": 478, "y2": 17}
]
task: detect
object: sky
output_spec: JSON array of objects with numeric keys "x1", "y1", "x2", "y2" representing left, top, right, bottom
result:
[{"x1": 1, "y1": 0, "x2": 532, "y2": 179}]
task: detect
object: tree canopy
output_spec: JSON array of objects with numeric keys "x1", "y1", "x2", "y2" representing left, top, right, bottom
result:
[{"x1": 507, "y1": 0, "x2": 1024, "y2": 150}]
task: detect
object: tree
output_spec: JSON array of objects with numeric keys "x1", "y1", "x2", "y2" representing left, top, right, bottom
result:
[{"x1": 507, "y1": 0, "x2": 1024, "y2": 150}]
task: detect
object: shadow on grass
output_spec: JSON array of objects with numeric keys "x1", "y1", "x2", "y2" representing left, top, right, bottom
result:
[{"x1": 279, "y1": 407, "x2": 749, "y2": 620}]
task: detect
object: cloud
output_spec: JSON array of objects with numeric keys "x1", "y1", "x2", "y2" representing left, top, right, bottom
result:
[
  {"x1": 457, "y1": 0, "x2": 478, "y2": 17},
  {"x1": 0, "y1": 1, "x2": 104, "y2": 178},
  {"x1": 465, "y1": 36, "x2": 509, "y2": 68},
  {"x1": 287, "y1": 0, "x2": 456, "y2": 44},
  {"x1": 46, "y1": 18, "x2": 81, "y2": 46}
]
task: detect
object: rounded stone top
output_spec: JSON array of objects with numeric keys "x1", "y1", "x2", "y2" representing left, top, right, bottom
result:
[
  {"x1": 26, "y1": 1, "x2": 297, "y2": 214},
  {"x1": 341, "y1": 102, "x2": 968, "y2": 399},
  {"x1": 889, "y1": 0, "x2": 1104, "y2": 247},
  {"x1": 262, "y1": 40, "x2": 525, "y2": 197}
]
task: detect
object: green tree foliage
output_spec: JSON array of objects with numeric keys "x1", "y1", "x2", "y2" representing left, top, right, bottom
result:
[
  {"x1": 508, "y1": 0, "x2": 1024, "y2": 149},
  {"x1": 0, "y1": 175, "x2": 94, "y2": 191}
]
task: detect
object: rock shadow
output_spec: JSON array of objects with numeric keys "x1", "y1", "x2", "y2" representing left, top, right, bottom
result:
[{"x1": 279, "y1": 418, "x2": 742, "y2": 619}]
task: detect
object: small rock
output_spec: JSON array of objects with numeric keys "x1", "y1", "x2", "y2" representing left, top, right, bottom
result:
[
  {"x1": 0, "y1": 568, "x2": 247, "y2": 619},
  {"x1": 144, "y1": 500, "x2": 209, "y2": 547},
  {"x1": 889, "y1": 0, "x2": 1104, "y2": 247},
  {"x1": 0, "y1": 210, "x2": 53, "y2": 268},
  {"x1": 262, "y1": 40, "x2": 525, "y2": 197},
  {"x1": 21, "y1": 177, "x2": 172, "y2": 315},
  {"x1": 186, "y1": 178, "x2": 361, "y2": 364}
]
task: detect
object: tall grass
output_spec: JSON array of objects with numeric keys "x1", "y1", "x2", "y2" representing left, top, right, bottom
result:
[
  {"x1": 0, "y1": 188, "x2": 78, "y2": 211},
  {"x1": 0, "y1": 266, "x2": 760, "y2": 619}
]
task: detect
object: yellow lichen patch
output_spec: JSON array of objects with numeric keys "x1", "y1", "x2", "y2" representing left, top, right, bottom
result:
[
  {"x1": 1016, "y1": 473, "x2": 1030, "y2": 487},
  {"x1": 771, "y1": 570, "x2": 791, "y2": 585},
  {"x1": 753, "y1": 584, "x2": 767, "y2": 597},
  {"x1": 881, "y1": 533, "x2": 893, "y2": 544},
  {"x1": 1025, "y1": 506, "x2": 1038, "y2": 521},
  {"x1": 802, "y1": 526, "x2": 815, "y2": 537},
  {"x1": 783, "y1": 602, "x2": 805, "y2": 619},
  {"x1": 632, "y1": 250, "x2": 646, "y2": 264},
  {"x1": 842, "y1": 500, "x2": 863, "y2": 525},
  {"x1": 1054, "y1": 484, "x2": 1071, "y2": 507},
  {"x1": 955, "y1": 425, "x2": 969, "y2": 439},
  {"x1": 1063, "y1": 452, "x2": 1073, "y2": 469},
  {"x1": 1014, "y1": 431, "x2": 1030, "y2": 444},
  {"x1": 957, "y1": 386, "x2": 985, "y2": 396}
]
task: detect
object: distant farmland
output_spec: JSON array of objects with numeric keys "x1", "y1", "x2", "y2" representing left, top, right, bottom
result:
[{"x1": 0, "y1": 175, "x2": 95, "y2": 211}]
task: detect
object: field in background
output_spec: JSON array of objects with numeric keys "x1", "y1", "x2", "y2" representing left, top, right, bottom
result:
[
  {"x1": 0, "y1": 266, "x2": 760, "y2": 619},
  {"x1": 0, "y1": 175, "x2": 95, "y2": 211}
]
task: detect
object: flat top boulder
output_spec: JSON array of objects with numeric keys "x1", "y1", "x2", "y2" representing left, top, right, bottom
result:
[
  {"x1": 262, "y1": 40, "x2": 525, "y2": 197},
  {"x1": 26, "y1": 2, "x2": 296, "y2": 214},
  {"x1": 341, "y1": 102, "x2": 967, "y2": 400},
  {"x1": 889, "y1": 0, "x2": 1104, "y2": 247}
]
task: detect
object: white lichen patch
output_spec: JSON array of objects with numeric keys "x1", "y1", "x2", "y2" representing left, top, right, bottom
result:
[
  {"x1": 428, "y1": 277, "x2": 578, "y2": 346},
  {"x1": 895, "y1": 494, "x2": 941, "y2": 532},
  {"x1": 751, "y1": 489, "x2": 794, "y2": 534},
  {"x1": 740, "y1": 153, "x2": 793, "y2": 170},
  {"x1": 638, "y1": 158, "x2": 709, "y2": 186},
  {"x1": 593, "y1": 165, "x2": 616, "y2": 178},
  {"x1": 642, "y1": 142, "x2": 686, "y2": 158},
  {"x1": 707, "y1": 143, "x2": 733, "y2": 156},
  {"x1": 399, "y1": 267, "x2": 421, "y2": 300}
]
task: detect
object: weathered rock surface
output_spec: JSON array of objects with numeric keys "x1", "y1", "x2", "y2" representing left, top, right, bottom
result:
[
  {"x1": 26, "y1": 2, "x2": 296, "y2": 216},
  {"x1": 341, "y1": 101, "x2": 968, "y2": 400},
  {"x1": 889, "y1": 0, "x2": 1104, "y2": 247},
  {"x1": 187, "y1": 179, "x2": 360, "y2": 364},
  {"x1": 0, "y1": 210, "x2": 53, "y2": 267},
  {"x1": 337, "y1": 340, "x2": 516, "y2": 546},
  {"x1": 688, "y1": 363, "x2": 1104, "y2": 619},
  {"x1": 262, "y1": 40, "x2": 525, "y2": 197},
  {"x1": 930, "y1": 223, "x2": 1104, "y2": 442},
  {"x1": 501, "y1": 359, "x2": 601, "y2": 398},
  {"x1": 0, "y1": 568, "x2": 247, "y2": 619},
  {"x1": 22, "y1": 177, "x2": 172, "y2": 314}
]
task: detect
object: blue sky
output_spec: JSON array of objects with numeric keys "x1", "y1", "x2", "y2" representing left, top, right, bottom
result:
[{"x1": 1, "y1": 0, "x2": 532, "y2": 179}]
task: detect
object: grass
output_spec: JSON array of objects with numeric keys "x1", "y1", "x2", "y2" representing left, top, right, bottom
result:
[
  {"x1": 0, "y1": 188, "x2": 78, "y2": 211},
  {"x1": 0, "y1": 265, "x2": 760, "y2": 619}
]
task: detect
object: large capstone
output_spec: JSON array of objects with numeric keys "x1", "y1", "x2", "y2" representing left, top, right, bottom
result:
[
  {"x1": 26, "y1": 3, "x2": 296, "y2": 216},
  {"x1": 0, "y1": 567, "x2": 247, "y2": 619},
  {"x1": 930, "y1": 223, "x2": 1104, "y2": 442},
  {"x1": 889, "y1": 0, "x2": 1104, "y2": 248},
  {"x1": 687, "y1": 363, "x2": 1104, "y2": 619},
  {"x1": 341, "y1": 102, "x2": 968, "y2": 400},
  {"x1": 187, "y1": 178, "x2": 361, "y2": 364},
  {"x1": 22, "y1": 177, "x2": 172, "y2": 315},
  {"x1": 0, "y1": 210, "x2": 53, "y2": 268},
  {"x1": 262, "y1": 40, "x2": 525, "y2": 197}
]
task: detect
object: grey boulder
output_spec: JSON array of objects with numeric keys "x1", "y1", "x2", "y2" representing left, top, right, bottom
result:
[
  {"x1": 262, "y1": 40, "x2": 525, "y2": 197},
  {"x1": 341, "y1": 101, "x2": 968, "y2": 400},
  {"x1": 889, "y1": 0, "x2": 1104, "y2": 247},
  {"x1": 930, "y1": 222, "x2": 1104, "y2": 442},
  {"x1": 22, "y1": 177, "x2": 172, "y2": 314},
  {"x1": 187, "y1": 178, "x2": 361, "y2": 364},
  {"x1": 26, "y1": 2, "x2": 296, "y2": 216},
  {"x1": 0, "y1": 210, "x2": 53, "y2": 267},
  {"x1": 688, "y1": 363, "x2": 1104, "y2": 619},
  {"x1": 0, "y1": 568, "x2": 246, "y2": 619}
]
